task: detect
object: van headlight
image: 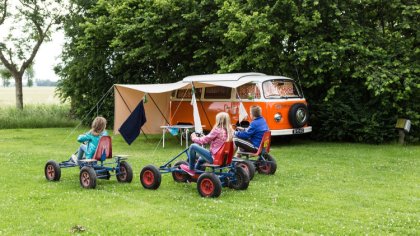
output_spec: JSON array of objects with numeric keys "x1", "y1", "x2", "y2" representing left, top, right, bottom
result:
[{"x1": 274, "y1": 113, "x2": 282, "y2": 122}]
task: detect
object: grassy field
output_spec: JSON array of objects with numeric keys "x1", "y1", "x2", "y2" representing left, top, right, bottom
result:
[
  {"x1": 0, "y1": 128, "x2": 418, "y2": 235},
  {"x1": 0, "y1": 87, "x2": 77, "y2": 129},
  {"x1": 0, "y1": 105, "x2": 78, "y2": 129},
  {"x1": 0, "y1": 87, "x2": 60, "y2": 106}
]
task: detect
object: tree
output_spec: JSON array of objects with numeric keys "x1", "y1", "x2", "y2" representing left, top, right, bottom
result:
[
  {"x1": 286, "y1": 0, "x2": 420, "y2": 142},
  {"x1": 25, "y1": 63, "x2": 34, "y2": 87},
  {"x1": 0, "y1": 65, "x2": 11, "y2": 87},
  {"x1": 0, "y1": 0, "x2": 66, "y2": 109}
]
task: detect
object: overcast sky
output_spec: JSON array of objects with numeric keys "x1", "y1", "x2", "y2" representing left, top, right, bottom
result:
[{"x1": 32, "y1": 30, "x2": 64, "y2": 82}]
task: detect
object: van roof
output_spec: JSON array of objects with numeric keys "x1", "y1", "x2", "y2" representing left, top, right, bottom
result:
[{"x1": 182, "y1": 73, "x2": 293, "y2": 83}]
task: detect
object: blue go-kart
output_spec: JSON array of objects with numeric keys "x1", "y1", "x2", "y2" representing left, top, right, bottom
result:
[
  {"x1": 232, "y1": 131, "x2": 277, "y2": 180},
  {"x1": 139, "y1": 141, "x2": 250, "y2": 198},
  {"x1": 44, "y1": 136, "x2": 133, "y2": 189}
]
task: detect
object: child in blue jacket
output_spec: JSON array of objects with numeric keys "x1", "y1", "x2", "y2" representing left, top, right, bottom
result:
[
  {"x1": 234, "y1": 106, "x2": 268, "y2": 153},
  {"x1": 71, "y1": 116, "x2": 108, "y2": 162}
]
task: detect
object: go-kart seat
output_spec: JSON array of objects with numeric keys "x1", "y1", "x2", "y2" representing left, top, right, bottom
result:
[
  {"x1": 92, "y1": 136, "x2": 113, "y2": 162},
  {"x1": 202, "y1": 141, "x2": 234, "y2": 167},
  {"x1": 237, "y1": 131, "x2": 271, "y2": 157}
]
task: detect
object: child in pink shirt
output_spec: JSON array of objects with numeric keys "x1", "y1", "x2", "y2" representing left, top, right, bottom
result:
[{"x1": 189, "y1": 112, "x2": 234, "y2": 170}]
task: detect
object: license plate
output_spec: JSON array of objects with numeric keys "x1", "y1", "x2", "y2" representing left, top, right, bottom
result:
[{"x1": 293, "y1": 128, "x2": 304, "y2": 134}]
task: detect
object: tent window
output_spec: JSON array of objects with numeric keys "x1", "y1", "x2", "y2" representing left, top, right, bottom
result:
[
  {"x1": 236, "y1": 83, "x2": 261, "y2": 99},
  {"x1": 176, "y1": 88, "x2": 202, "y2": 99},
  {"x1": 204, "y1": 86, "x2": 231, "y2": 99}
]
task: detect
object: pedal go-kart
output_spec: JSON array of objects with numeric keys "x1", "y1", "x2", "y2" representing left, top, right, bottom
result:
[
  {"x1": 44, "y1": 136, "x2": 133, "y2": 189},
  {"x1": 139, "y1": 141, "x2": 250, "y2": 198},
  {"x1": 232, "y1": 131, "x2": 277, "y2": 180}
]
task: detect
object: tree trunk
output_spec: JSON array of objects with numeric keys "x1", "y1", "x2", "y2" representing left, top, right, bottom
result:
[{"x1": 14, "y1": 75, "x2": 23, "y2": 109}]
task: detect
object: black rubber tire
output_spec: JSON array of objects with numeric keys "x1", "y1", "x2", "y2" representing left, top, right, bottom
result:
[
  {"x1": 288, "y1": 103, "x2": 309, "y2": 128},
  {"x1": 172, "y1": 160, "x2": 191, "y2": 183},
  {"x1": 257, "y1": 153, "x2": 277, "y2": 175},
  {"x1": 228, "y1": 166, "x2": 250, "y2": 190},
  {"x1": 79, "y1": 166, "x2": 97, "y2": 189},
  {"x1": 116, "y1": 161, "x2": 133, "y2": 183},
  {"x1": 45, "y1": 160, "x2": 61, "y2": 181},
  {"x1": 140, "y1": 165, "x2": 161, "y2": 190},
  {"x1": 235, "y1": 160, "x2": 255, "y2": 181},
  {"x1": 197, "y1": 173, "x2": 222, "y2": 198}
]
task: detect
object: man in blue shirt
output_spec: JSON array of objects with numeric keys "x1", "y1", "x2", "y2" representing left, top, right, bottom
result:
[{"x1": 234, "y1": 105, "x2": 269, "y2": 153}]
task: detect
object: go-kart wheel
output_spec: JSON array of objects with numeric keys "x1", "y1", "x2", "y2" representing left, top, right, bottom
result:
[
  {"x1": 172, "y1": 161, "x2": 191, "y2": 183},
  {"x1": 45, "y1": 160, "x2": 61, "y2": 181},
  {"x1": 140, "y1": 165, "x2": 161, "y2": 189},
  {"x1": 197, "y1": 173, "x2": 222, "y2": 198},
  {"x1": 235, "y1": 160, "x2": 255, "y2": 180},
  {"x1": 79, "y1": 166, "x2": 96, "y2": 189},
  {"x1": 228, "y1": 166, "x2": 250, "y2": 190},
  {"x1": 257, "y1": 153, "x2": 277, "y2": 175},
  {"x1": 116, "y1": 161, "x2": 133, "y2": 183}
]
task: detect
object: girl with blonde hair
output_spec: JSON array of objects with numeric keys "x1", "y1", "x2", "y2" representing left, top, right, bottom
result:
[
  {"x1": 188, "y1": 112, "x2": 234, "y2": 171},
  {"x1": 71, "y1": 116, "x2": 109, "y2": 162}
]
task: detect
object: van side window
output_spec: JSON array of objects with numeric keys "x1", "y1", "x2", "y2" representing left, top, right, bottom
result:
[
  {"x1": 204, "y1": 86, "x2": 231, "y2": 99},
  {"x1": 236, "y1": 83, "x2": 261, "y2": 99},
  {"x1": 176, "y1": 88, "x2": 202, "y2": 99}
]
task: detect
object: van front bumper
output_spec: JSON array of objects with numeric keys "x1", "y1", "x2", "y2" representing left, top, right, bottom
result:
[{"x1": 271, "y1": 126, "x2": 312, "y2": 136}]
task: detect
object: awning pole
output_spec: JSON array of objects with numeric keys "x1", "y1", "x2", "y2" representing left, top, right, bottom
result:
[{"x1": 193, "y1": 82, "x2": 212, "y2": 129}]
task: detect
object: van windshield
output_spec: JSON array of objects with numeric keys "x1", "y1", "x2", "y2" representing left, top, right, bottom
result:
[{"x1": 262, "y1": 79, "x2": 302, "y2": 99}]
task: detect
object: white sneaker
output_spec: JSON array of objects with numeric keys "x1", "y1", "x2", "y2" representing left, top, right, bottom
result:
[{"x1": 71, "y1": 154, "x2": 78, "y2": 163}]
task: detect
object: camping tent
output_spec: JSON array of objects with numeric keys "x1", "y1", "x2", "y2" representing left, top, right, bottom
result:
[{"x1": 114, "y1": 73, "x2": 263, "y2": 134}]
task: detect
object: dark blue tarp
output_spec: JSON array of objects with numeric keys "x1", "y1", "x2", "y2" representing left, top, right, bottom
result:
[{"x1": 119, "y1": 100, "x2": 147, "y2": 145}]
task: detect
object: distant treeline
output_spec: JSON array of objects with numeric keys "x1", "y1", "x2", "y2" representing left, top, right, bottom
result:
[
  {"x1": 1, "y1": 79, "x2": 57, "y2": 87},
  {"x1": 36, "y1": 79, "x2": 57, "y2": 87}
]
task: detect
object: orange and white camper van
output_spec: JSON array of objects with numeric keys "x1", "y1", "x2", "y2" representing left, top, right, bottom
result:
[{"x1": 170, "y1": 73, "x2": 312, "y2": 136}]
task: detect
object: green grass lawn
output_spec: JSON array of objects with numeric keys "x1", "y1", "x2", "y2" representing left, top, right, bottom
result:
[{"x1": 0, "y1": 128, "x2": 418, "y2": 235}]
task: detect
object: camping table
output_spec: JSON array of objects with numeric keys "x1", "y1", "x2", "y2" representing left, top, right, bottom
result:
[{"x1": 160, "y1": 125, "x2": 195, "y2": 148}]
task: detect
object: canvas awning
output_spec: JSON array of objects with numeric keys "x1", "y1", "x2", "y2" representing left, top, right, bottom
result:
[
  {"x1": 116, "y1": 82, "x2": 189, "y2": 94},
  {"x1": 114, "y1": 79, "x2": 254, "y2": 135},
  {"x1": 114, "y1": 82, "x2": 190, "y2": 135}
]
